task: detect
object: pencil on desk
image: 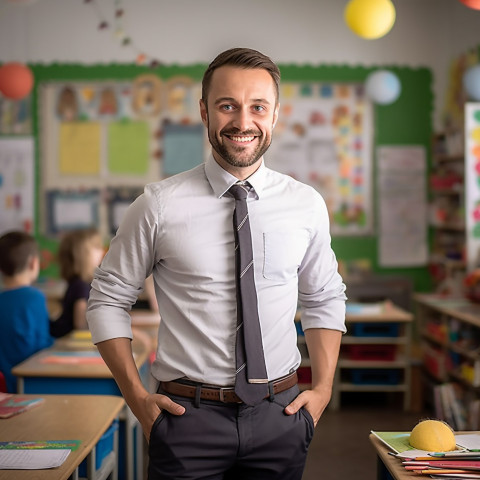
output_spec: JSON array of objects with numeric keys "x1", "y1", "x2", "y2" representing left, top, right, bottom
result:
[{"x1": 414, "y1": 469, "x2": 474, "y2": 475}]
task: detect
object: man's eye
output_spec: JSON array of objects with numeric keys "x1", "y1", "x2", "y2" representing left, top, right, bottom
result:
[
  {"x1": 221, "y1": 105, "x2": 233, "y2": 111},
  {"x1": 253, "y1": 105, "x2": 265, "y2": 112}
]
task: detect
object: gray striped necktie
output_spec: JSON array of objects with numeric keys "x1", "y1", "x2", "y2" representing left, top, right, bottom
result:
[{"x1": 229, "y1": 182, "x2": 268, "y2": 405}]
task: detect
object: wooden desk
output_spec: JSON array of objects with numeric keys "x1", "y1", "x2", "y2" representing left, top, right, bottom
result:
[
  {"x1": 12, "y1": 334, "x2": 150, "y2": 480},
  {"x1": 12, "y1": 334, "x2": 150, "y2": 395},
  {"x1": 0, "y1": 394, "x2": 124, "y2": 480},
  {"x1": 330, "y1": 302, "x2": 414, "y2": 410}
]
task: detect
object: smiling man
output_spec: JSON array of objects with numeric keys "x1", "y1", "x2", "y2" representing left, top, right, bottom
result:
[{"x1": 87, "y1": 47, "x2": 347, "y2": 480}]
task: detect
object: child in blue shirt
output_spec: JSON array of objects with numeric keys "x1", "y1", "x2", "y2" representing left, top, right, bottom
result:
[{"x1": 0, "y1": 231, "x2": 53, "y2": 392}]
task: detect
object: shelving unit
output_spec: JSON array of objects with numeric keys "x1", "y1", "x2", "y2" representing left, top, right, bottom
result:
[
  {"x1": 296, "y1": 302, "x2": 413, "y2": 411},
  {"x1": 415, "y1": 293, "x2": 480, "y2": 429},
  {"x1": 429, "y1": 131, "x2": 466, "y2": 293}
]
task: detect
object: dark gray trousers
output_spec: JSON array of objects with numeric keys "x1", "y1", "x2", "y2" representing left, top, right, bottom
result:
[{"x1": 148, "y1": 384, "x2": 314, "y2": 480}]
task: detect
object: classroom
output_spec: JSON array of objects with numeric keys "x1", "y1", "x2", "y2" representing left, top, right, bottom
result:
[{"x1": 1, "y1": 0, "x2": 480, "y2": 479}]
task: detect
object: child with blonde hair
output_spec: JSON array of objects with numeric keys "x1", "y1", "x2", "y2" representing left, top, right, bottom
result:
[
  {"x1": 50, "y1": 228, "x2": 104, "y2": 338},
  {"x1": 0, "y1": 231, "x2": 53, "y2": 392}
]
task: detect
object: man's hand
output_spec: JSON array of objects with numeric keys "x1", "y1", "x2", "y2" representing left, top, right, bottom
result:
[
  {"x1": 139, "y1": 392, "x2": 186, "y2": 442},
  {"x1": 284, "y1": 385, "x2": 331, "y2": 426}
]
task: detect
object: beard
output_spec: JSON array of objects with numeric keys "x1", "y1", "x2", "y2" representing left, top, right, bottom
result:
[{"x1": 208, "y1": 126, "x2": 272, "y2": 168}]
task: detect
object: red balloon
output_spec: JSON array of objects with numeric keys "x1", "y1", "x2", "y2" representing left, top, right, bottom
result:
[
  {"x1": 459, "y1": 0, "x2": 480, "y2": 9},
  {"x1": 0, "y1": 62, "x2": 34, "y2": 100}
]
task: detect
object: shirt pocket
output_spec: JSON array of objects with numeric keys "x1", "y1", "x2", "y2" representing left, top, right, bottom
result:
[{"x1": 263, "y1": 230, "x2": 310, "y2": 282}]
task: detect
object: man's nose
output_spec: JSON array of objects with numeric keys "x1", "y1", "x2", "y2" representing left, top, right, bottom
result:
[{"x1": 231, "y1": 108, "x2": 251, "y2": 131}]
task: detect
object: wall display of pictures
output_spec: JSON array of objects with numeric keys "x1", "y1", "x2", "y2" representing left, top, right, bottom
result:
[
  {"x1": 465, "y1": 102, "x2": 480, "y2": 271},
  {"x1": 40, "y1": 76, "x2": 207, "y2": 237},
  {"x1": 377, "y1": 145, "x2": 427, "y2": 267},
  {"x1": 0, "y1": 95, "x2": 32, "y2": 135},
  {"x1": 266, "y1": 82, "x2": 373, "y2": 235},
  {"x1": 0, "y1": 137, "x2": 34, "y2": 236}
]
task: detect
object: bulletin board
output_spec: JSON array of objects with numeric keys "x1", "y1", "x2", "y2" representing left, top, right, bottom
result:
[
  {"x1": 268, "y1": 82, "x2": 373, "y2": 235},
  {"x1": 39, "y1": 76, "x2": 207, "y2": 237},
  {"x1": 465, "y1": 102, "x2": 480, "y2": 272},
  {"x1": 24, "y1": 63, "x2": 433, "y2": 289}
]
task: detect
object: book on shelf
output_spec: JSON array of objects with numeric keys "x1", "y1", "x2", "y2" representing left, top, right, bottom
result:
[
  {"x1": 434, "y1": 383, "x2": 467, "y2": 431},
  {"x1": 0, "y1": 393, "x2": 45, "y2": 419}
]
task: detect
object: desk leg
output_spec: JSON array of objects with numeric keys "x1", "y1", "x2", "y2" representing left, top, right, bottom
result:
[
  {"x1": 16, "y1": 377, "x2": 24, "y2": 394},
  {"x1": 136, "y1": 421, "x2": 144, "y2": 480},
  {"x1": 68, "y1": 468, "x2": 79, "y2": 480},
  {"x1": 113, "y1": 422, "x2": 119, "y2": 480},
  {"x1": 86, "y1": 444, "x2": 96, "y2": 479},
  {"x1": 377, "y1": 456, "x2": 394, "y2": 480},
  {"x1": 329, "y1": 370, "x2": 340, "y2": 410}
]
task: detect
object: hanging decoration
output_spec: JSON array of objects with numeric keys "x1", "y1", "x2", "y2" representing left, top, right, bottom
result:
[
  {"x1": 344, "y1": 0, "x2": 396, "y2": 40},
  {"x1": 463, "y1": 64, "x2": 480, "y2": 101},
  {"x1": 365, "y1": 70, "x2": 401, "y2": 105},
  {"x1": 458, "y1": 0, "x2": 480, "y2": 10},
  {"x1": 84, "y1": 0, "x2": 163, "y2": 68},
  {"x1": 0, "y1": 62, "x2": 34, "y2": 100}
]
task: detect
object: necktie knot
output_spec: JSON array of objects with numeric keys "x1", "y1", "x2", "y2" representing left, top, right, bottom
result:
[{"x1": 229, "y1": 183, "x2": 249, "y2": 201}]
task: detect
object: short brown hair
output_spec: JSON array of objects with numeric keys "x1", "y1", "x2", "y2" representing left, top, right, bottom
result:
[
  {"x1": 0, "y1": 231, "x2": 38, "y2": 277},
  {"x1": 58, "y1": 228, "x2": 102, "y2": 282},
  {"x1": 201, "y1": 47, "x2": 280, "y2": 105}
]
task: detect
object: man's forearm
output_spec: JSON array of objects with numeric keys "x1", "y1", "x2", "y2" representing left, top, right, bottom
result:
[
  {"x1": 304, "y1": 328, "x2": 342, "y2": 394},
  {"x1": 96, "y1": 337, "x2": 149, "y2": 415}
]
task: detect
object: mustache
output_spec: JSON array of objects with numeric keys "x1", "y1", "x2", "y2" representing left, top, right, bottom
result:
[{"x1": 220, "y1": 128, "x2": 262, "y2": 137}]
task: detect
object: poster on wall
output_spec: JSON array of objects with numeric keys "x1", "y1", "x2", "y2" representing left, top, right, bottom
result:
[
  {"x1": 40, "y1": 78, "x2": 206, "y2": 238},
  {"x1": 266, "y1": 82, "x2": 373, "y2": 235},
  {"x1": 0, "y1": 137, "x2": 34, "y2": 235},
  {"x1": 377, "y1": 145, "x2": 427, "y2": 267},
  {"x1": 465, "y1": 102, "x2": 480, "y2": 271}
]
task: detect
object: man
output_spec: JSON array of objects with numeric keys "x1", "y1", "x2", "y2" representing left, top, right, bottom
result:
[{"x1": 87, "y1": 47, "x2": 346, "y2": 480}]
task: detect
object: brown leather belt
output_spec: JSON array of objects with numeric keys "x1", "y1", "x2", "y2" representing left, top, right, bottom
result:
[{"x1": 160, "y1": 371, "x2": 298, "y2": 404}]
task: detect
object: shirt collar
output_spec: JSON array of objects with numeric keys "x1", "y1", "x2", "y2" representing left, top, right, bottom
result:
[{"x1": 205, "y1": 155, "x2": 267, "y2": 199}]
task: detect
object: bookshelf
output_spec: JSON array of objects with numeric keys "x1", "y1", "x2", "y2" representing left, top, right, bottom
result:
[
  {"x1": 297, "y1": 301, "x2": 413, "y2": 411},
  {"x1": 429, "y1": 131, "x2": 466, "y2": 294},
  {"x1": 415, "y1": 293, "x2": 480, "y2": 429}
]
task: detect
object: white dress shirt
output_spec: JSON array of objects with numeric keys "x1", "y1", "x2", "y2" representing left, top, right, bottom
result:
[{"x1": 87, "y1": 155, "x2": 346, "y2": 386}]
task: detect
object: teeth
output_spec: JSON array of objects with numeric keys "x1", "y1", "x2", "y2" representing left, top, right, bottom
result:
[{"x1": 230, "y1": 136, "x2": 254, "y2": 142}]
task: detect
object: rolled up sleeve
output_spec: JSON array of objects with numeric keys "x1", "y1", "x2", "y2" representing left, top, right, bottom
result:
[
  {"x1": 297, "y1": 194, "x2": 347, "y2": 333},
  {"x1": 87, "y1": 187, "x2": 160, "y2": 344}
]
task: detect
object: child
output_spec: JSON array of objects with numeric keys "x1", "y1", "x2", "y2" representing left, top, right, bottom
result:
[
  {"x1": 50, "y1": 228, "x2": 105, "y2": 338},
  {"x1": 0, "y1": 231, "x2": 54, "y2": 392}
]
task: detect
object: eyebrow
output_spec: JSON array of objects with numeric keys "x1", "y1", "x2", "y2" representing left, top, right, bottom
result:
[{"x1": 213, "y1": 97, "x2": 272, "y2": 106}]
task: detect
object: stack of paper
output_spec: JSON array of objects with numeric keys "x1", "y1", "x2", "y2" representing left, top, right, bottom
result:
[
  {"x1": 372, "y1": 431, "x2": 480, "y2": 478},
  {"x1": 0, "y1": 449, "x2": 70, "y2": 469},
  {"x1": 0, "y1": 440, "x2": 80, "y2": 470}
]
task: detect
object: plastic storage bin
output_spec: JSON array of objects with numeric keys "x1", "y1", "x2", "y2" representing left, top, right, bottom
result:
[
  {"x1": 346, "y1": 344, "x2": 396, "y2": 361},
  {"x1": 351, "y1": 369, "x2": 401, "y2": 385},
  {"x1": 351, "y1": 322, "x2": 399, "y2": 337},
  {"x1": 79, "y1": 418, "x2": 118, "y2": 476}
]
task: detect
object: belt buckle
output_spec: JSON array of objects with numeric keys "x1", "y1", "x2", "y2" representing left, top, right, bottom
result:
[
  {"x1": 218, "y1": 387, "x2": 238, "y2": 403},
  {"x1": 218, "y1": 387, "x2": 229, "y2": 403}
]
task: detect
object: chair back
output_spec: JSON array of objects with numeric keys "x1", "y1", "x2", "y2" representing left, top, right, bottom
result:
[{"x1": 0, "y1": 371, "x2": 7, "y2": 392}]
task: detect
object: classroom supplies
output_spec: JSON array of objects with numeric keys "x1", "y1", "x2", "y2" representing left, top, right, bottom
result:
[{"x1": 0, "y1": 393, "x2": 44, "y2": 419}]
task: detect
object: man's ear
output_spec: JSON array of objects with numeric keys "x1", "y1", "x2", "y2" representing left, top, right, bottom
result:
[
  {"x1": 272, "y1": 103, "x2": 280, "y2": 129},
  {"x1": 199, "y1": 99, "x2": 208, "y2": 126}
]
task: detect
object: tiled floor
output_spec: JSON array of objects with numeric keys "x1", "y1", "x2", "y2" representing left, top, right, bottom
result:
[{"x1": 302, "y1": 393, "x2": 428, "y2": 480}]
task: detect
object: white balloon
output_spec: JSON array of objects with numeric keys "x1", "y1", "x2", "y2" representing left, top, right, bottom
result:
[{"x1": 365, "y1": 70, "x2": 401, "y2": 105}]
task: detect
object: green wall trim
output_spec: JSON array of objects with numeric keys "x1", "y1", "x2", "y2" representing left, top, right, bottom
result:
[{"x1": 23, "y1": 63, "x2": 433, "y2": 290}]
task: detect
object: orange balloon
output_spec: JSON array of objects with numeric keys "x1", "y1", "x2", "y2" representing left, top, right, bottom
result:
[
  {"x1": 0, "y1": 62, "x2": 34, "y2": 100},
  {"x1": 459, "y1": 0, "x2": 480, "y2": 9}
]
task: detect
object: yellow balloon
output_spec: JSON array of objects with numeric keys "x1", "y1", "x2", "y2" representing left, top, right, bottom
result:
[{"x1": 345, "y1": 0, "x2": 396, "y2": 40}]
